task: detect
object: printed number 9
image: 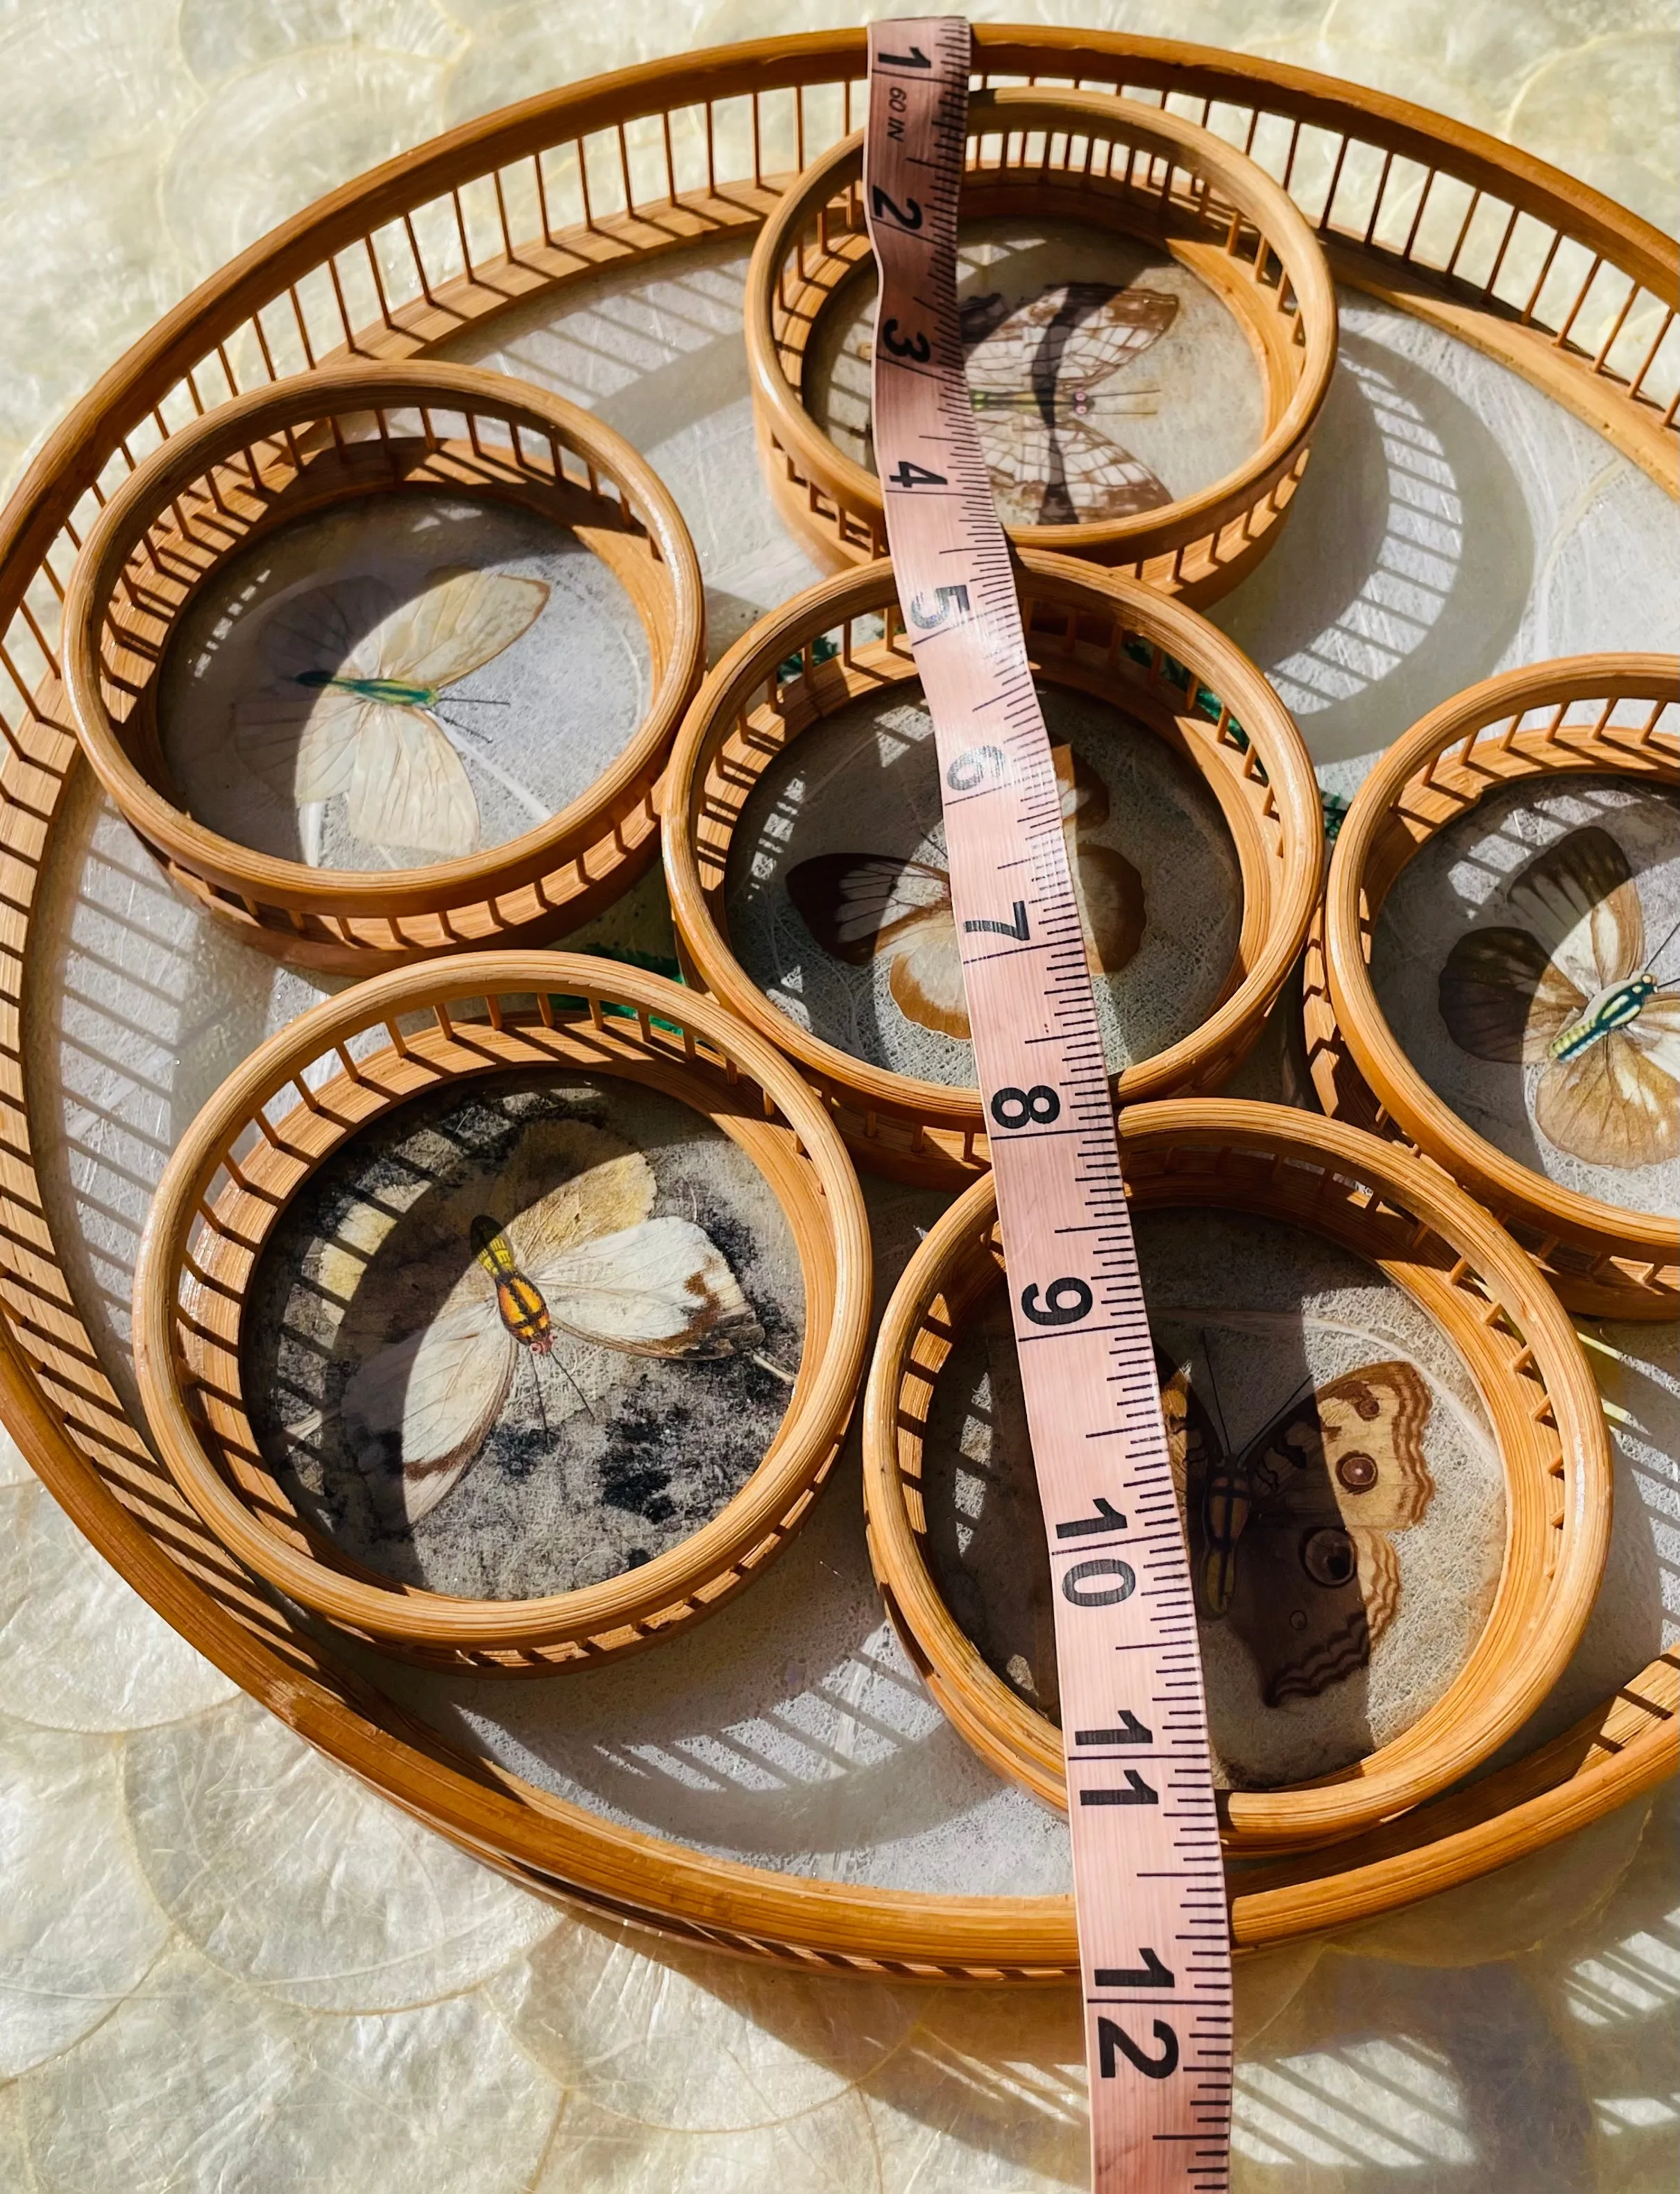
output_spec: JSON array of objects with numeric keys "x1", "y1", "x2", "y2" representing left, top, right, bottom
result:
[{"x1": 990, "y1": 1085, "x2": 1060, "y2": 1130}]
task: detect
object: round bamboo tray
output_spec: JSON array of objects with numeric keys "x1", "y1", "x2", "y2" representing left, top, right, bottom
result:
[
  {"x1": 0, "y1": 24, "x2": 1670, "y2": 1973},
  {"x1": 861, "y1": 1100, "x2": 1611, "y2": 1853},
  {"x1": 664, "y1": 553, "x2": 1321, "y2": 1187},
  {"x1": 747, "y1": 84, "x2": 1337, "y2": 600},
  {"x1": 1305, "y1": 656, "x2": 1679, "y2": 1320},
  {"x1": 130, "y1": 953, "x2": 871, "y2": 1671},
  {"x1": 63, "y1": 362, "x2": 706, "y2": 973}
]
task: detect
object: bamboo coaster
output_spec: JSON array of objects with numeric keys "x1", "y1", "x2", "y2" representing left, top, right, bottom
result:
[
  {"x1": 64, "y1": 363, "x2": 706, "y2": 972},
  {"x1": 664, "y1": 552, "x2": 1321, "y2": 1187},
  {"x1": 862, "y1": 1099, "x2": 1611, "y2": 1853},
  {"x1": 746, "y1": 84, "x2": 1337, "y2": 599},
  {"x1": 1305, "y1": 656, "x2": 1679, "y2": 1319},
  {"x1": 130, "y1": 953, "x2": 870, "y2": 1671}
]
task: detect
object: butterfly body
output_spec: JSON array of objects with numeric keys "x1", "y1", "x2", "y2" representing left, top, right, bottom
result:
[
  {"x1": 1547, "y1": 972, "x2": 1658, "y2": 1061},
  {"x1": 1160, "y1": 1354, "x2": 1434, "y2": 1707},
  {"x1": 470, "y1": 1215, "x2": 554, "y2": 1355},
  {"x1": 295, "y1": 667, "x2": 440, "y2": 711}
]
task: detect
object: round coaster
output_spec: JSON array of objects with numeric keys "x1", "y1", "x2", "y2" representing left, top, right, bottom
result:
[
  {"x1": 131, "y1": 954, "x2": 870, "y2": 1670},
  {"x1": 64, "y1": 362, "x2": 706, "y2": 971},
  {"x1": 861, "y1": 1100, "x2": 1610, "y2": 1853},
  {"x1": 664, "y1": 552, "x2": 1321, "y2": 1185},
  {"x1": 747, "y1": 84, "x2": 1337, "y2": 598},
  {"x1": 1305, "y1": 655, "x2": 1679, "y2": 1318}
]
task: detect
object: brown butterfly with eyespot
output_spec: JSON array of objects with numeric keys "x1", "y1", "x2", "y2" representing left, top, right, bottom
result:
[
  {"x1": 1157, "y1": 1351, "x2": 1434, "y2": 1705},
  {"x1": 786, "y1": 744, "x2": 1144, "y2": 1041}
]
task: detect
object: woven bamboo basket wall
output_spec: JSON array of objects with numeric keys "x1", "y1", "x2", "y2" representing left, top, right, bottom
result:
[
  {"x1": 132, "y1": 953, "x2": 870, "y2": 1669},
  {"x1": 63, "y1": 363, "x2": 706, "y2": 970},
  {"x1": 862, "y1": 1101, "x2": 1611, "y2": 1853},
  {"x1": 747, "y1": 83, "x2": 1337, "y2": 598},
  {"x1": 0, "y1": 26, "x2": 1666, "y2": 1971},
  {"x1": 665, "y1": 552, "x2": 1322, "y2": 1185},
  {"x1": 1303, "y1": 655, "x2": 1679, "y2": 1319}
]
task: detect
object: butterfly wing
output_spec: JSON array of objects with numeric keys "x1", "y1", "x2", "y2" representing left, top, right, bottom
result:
[
  {"x1": 1439, "y1": 928, "x2": 1584, "y2": 1062},
  {"x1": 340, "y1": 1286, "x2": 512, "y2": 1525},
  {"x1": 959, "y1": 291, "x2": 1021, "y2": 382},
  {"x1": 1072, "y1": 844, "x2": 1146, "y2": 978},
  {"x1": 339, "y1": 699, "x2": 481, "y2": 858},
  {"x1": 235, "y1": 575, "x2": 404, "y2": 808},
  {"x1": 1507, "y1": 825, "x2": 1645, "y2": 993},
  {"x1": 786, "y1": 855, "x2": 969, "y2": 1038},
  {"x1": 496, "y1": 1121, "x2": 656, "y2": 1268},
  {"x1": 1040, "y1": 284, "x2": 1178, "y2": 393},
  {"x1": 1155, "y1": 1352, "x2": 1250, "y2": 1617},
  {"x1": 1536, "y1": 1017, "x2": 1680, "y2": 1169},
  {"x1": 1053, "y1": 743, "x2": 1111, "y2": 830},
  {"x1": 534, "y1": 1216, "x2": 763, "y2": 1359},
  {"x1": 1038, "y1": 418, "x2": 1173, "y2": 525},
  {"x1": 381, "y1": 568, "x2": 550, "y2": 690},
  {"x1": 1223, "y1": 1361, "x2": 1433, "y2": 1706}
]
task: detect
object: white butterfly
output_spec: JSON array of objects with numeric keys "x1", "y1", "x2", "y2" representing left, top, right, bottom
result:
[
  {"x1": 329, "y1": 1119, "x2": 765, "y2": 1525},
  {"x1": 234, "y1": 565, "x2": 549, "y2": 862}
]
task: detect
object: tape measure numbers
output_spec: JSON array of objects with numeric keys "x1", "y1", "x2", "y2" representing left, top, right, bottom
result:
[{"x1": 863, "y1": 22, "x2": 1234, "y2": 2190}]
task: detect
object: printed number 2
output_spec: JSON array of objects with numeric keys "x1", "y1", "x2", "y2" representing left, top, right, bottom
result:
[
  {"x1": 1097, "y1": 2018, "x2": 1179, "y2": 2080},
  {"x1": 870, "y1": 185, "x2": 924, "y2": 231}
]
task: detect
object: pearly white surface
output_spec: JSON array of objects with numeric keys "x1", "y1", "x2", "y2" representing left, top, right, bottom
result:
[{"x1": 0, "y1": 3, "x2": 1675, "y2": 2190}]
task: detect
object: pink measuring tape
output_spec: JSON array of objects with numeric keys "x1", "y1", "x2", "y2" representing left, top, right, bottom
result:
[{"x1": 863, "y1": 20, "x2": 1234, "y2": 2187}]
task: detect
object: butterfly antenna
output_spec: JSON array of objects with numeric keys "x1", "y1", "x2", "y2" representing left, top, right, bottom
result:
[
  {"x1": 547, "y1": 1348, "x2": 595, "y2": 1421},
  {"x1": 523, "y1": 1351, "x2": 551, "y2": 1439},
  {"x1": 1641, "y1": 906, "x2": 1680, "y2": 978},
  {"x1": 751, "y1": 1351, "x2": 797, "y2": 1387},
  {"x1": 1198, "y1": 1327, "x2": 1234, "y2": 1457}
]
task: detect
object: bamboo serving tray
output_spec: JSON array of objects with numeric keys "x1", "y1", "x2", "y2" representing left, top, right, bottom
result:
[
  {"x1": 664, "y1": 552, "x2": 1321, "y2": 1186},
  {"x1": 132, "y1": 954, "x2": 869, "y2": 1670},
  {"x1": 1, "y1": 26, "x2": 1674, "y2": 1975},
  {"x1": 861, "y1": 1100, "x2": 1610, "y2": 1853},
  {"x1": 1303, "y1": 656, "x2": 1680, "y2": 1319},
  {"x1": 747, "y1": 84, "x2": 1337, "y2": 599},
  {"x1": 63, "y1": 363, "x2": 706, "y2": 971}
]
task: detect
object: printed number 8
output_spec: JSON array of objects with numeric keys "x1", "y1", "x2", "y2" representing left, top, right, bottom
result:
[{"x1": 990, "y1": 1085, "x2": 1060, "y2": 1130}]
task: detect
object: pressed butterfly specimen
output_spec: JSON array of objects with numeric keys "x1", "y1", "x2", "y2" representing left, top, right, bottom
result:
[
  {"x1": 1438, "y1": 824, "x2": 1680, "y2": 1171},
  {"x1": 1160, "y1": 1353, "x2": 1434, "y2": 1706},
  {"x1": 786, "y1": 745, "x2": 1145, "y2": 1042},
  {"x1": 235, "y1": 565, "x2": 550, "y2": 862},
  {"x1": 960, "y1": 281, "x2": 1178, "y2": 525},
  {"x1": 334, "y1": 1119, "x2": 764, "y2": 1524}
]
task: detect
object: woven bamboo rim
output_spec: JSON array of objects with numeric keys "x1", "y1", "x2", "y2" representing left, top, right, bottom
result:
[
  {"x1": 63, "y1": 363, "x2": 706, "y2": 972},
  {"x1": 0, "y1": 26, "x2": 1669, "y2": 1968},
  {"x1": 1305, "y1": 654, "x2": 1679, "y2": 1320},
  {"x1": 747, "y1": 85, "x2": 1337, "y2": 601},
  {"x1": 131, "y1": 953, "x2": 871, "y2": 1670},
  {"x1": 665, "y1": 552, "x2": 1321, "y2": 1186},
  {"x1": 862, "y1": 1099, "x2": 1611, "y2": 1854}
]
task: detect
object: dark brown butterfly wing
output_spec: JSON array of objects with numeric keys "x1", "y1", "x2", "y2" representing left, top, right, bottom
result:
[
  {"x1": 785, "y1": 853, "x2": 950, "y2": 965},
  {"x1": 1439, "y1": 928, "x2": 1582, "y2": 1062},
  {"x1": 1220, "y1": 1361, "x2": 1433, "y2": 1707}
]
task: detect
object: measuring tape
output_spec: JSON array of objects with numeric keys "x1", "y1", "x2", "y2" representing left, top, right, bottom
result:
[{"x1": 863, "y1": 22, "x2": 1233, "y2": 2188}]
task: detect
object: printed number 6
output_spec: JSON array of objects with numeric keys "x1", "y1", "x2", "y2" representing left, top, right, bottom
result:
[{"x1": 1020, "y1": 1277, "x2": 1093, "y2": 1327}]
